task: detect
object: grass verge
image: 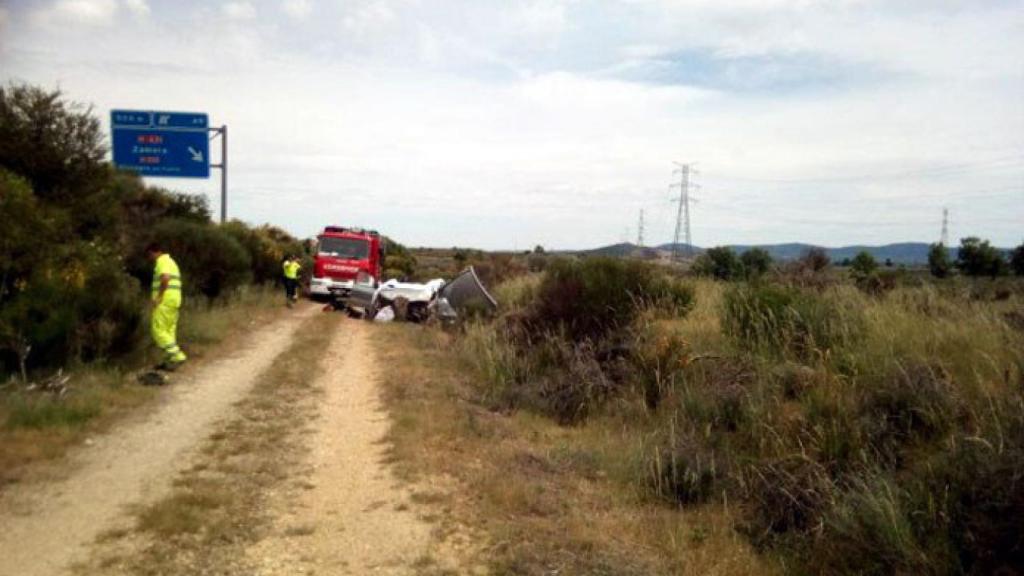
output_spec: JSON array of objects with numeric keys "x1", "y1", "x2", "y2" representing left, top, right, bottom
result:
[
  {"x1": 374, "y1": 323, "x2": 773, "y2": 575},
  {"x1": 78, "y1": 311, "x2": 334, "y2": 575},
  {"x1": 0, "y1": 286, "x2": 289, "y2": 486}
]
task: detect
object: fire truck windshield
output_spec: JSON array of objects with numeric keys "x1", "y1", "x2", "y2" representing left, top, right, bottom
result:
[{"x1": 318, "y1": 237, "x2": 369, "y2": 260}]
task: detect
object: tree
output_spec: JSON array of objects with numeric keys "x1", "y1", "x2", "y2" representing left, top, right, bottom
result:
[
  {"x1": 850, "y1": 251, "x2": 878, "y2": 277},
  {"x1": 740, "y1": 248, "x2": 773, "y2": 279},
  {"x1": 956, "y1": 237, "x2": 1007, "y2": 278},
  {"x1": 693, "y1": 246, "x2": 743, "y2": 280},
  {"x1": 0, "y1": 84, "x2": 115, "y2": 240},
  {"x1": 800, "y1": 247, "x2": 830, "y2": 272},
  {"x1": 1010, "y1": 242, "x2": 1024, "y2": 277},
  {"x1": 928, "y1": 243, "x2": 952, "y2": 278}
]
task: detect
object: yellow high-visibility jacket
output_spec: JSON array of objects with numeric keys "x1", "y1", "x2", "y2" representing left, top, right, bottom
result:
[
  {"x1": 152, "y1": 253, "x2": 182, "y2": 308},
  {"x1": 283, "y1": 260, "x2": 301, "y2": 280}
]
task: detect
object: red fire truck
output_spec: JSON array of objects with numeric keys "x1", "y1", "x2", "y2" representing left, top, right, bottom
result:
[{"x1": 309, "y1": 226, "x2": 384, "y2": 299}]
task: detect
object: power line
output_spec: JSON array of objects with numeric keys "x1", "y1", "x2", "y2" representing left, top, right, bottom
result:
[
  {"x1": 940, "y1": 208, "x2": 949, "y2": 246},
  {"x1": 701, "y1": 155, "x2": 1024, "y2": 185},
  {"x1": 670, "y1": 162, "x2": 694, "y2": 259},
  {"x1": 637, "y1": 208, "x2": 645, "y2": 247}
]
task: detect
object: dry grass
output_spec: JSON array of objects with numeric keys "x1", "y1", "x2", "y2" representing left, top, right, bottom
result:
[
  {"x1": 0, "y1": 286, "x2": 288, "y2": 487},
  {"x1": 390, "y1": 268, "x2": 1024, "y2": 574},
  {"x1": 79, "y1": 311, "x2": 335, "y2": 575},
  {"x1": 374, "y1": 323, "x2": 775, "y2": 574}
]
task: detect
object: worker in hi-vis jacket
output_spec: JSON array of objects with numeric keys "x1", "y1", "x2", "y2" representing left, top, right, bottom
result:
[
  {"x1": 146, "y1": 242, "x2": 187, "y2": 370},
  {"x1": 282, "y1": 255, "x2": 301, "y2": 307}
]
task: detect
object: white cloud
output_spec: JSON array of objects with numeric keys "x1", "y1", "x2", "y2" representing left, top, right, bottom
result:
[
  {"x1": 31, "y1": 0, "x2": 119, "y2": 27},
  {"x1": 3, "y1": 0, "x2": 1021, "y2": 248},
  {"x1": 510, "y1": 0, "x2": 569, "y2": 38},
  {"x1": 341, "y1": 1, "x2": 396, "y2": 39},
  {"x1": 222, "y1": 1, "x2": 257, "y2": 21},
  {"x1": 123, "y1": 0, "x2": 150, "y2": 17},
  {"x1": 282, "y1": 0, "x2": 312, "y2": 20}
]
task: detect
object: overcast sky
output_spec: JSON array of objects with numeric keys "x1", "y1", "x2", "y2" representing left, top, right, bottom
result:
[{"x1": 2, "y1": 0, "x2": 1022, "y2": 249}]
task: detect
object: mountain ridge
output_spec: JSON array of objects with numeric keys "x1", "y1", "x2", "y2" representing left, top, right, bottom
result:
[{"x1": 577, "y1": 242, "x2": 998, "y2": 265}]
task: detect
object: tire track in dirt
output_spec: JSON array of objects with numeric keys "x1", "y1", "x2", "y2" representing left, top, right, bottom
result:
[
  {"x1": 243, "y1": 318, "x2": 458, "y2": 575},
  {"x1": 0, "y1": 304, "x2": 320, "y2": 576}
]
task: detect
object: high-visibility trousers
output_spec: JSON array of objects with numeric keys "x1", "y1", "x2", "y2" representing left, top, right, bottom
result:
[{"x1": 151, "y1": 303, "x2": 186, "y2": 362}]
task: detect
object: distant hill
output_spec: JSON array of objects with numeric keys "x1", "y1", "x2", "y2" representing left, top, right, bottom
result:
[
  {"x1": 572, "y1": 241, "x2": 999, "y2": 265},
  {"x1": 580, "y1": 243, "x2": 663, "y2": 259}
]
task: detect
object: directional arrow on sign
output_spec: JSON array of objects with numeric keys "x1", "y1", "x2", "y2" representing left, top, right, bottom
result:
[{"x1": 187, "y1": 147, "x2": 204, "y2": 162}]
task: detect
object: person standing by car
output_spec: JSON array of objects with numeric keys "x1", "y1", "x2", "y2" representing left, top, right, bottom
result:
[{"x1": 282, "y1": 255, "x2": 301, "y2": 307}]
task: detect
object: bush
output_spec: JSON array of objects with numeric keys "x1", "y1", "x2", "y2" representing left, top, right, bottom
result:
[
  {"x1": 744, "y1": 456, "x2": 837, "y2": 546},
  {"x1": 815, "y1": 475, "x2": 932, "y2": 574},
  {"x1": 222, "y1": 221, "x2": 303, "y2": 285},
  {"x1": 144, "y1": 220, "x2": 252, "y2": 299},
  {"x1": 957, "y1": 237, "x2": 1007, "y2": 278},
  {"x1": 929, "y1": 243, "x2": 953, "y2": 278},
  {"x1": 722, "y1": 284, "x2": 861, "y2": 361},
  {"x1": 524, "y1": 257, "x2": 693, "y2": 344},
  {"x1": 1011, "y1": 242, "x2": 1024, "y2": 277},
  {"x1": 383, "y1": 237, "x2": 417, "y2": 280},
  {"x1": 740, "y1": 248, "x2": 773, "y2": 279},
  {"x1": 860, "y1": 362, "x2": 960, "y2": 456},
  {"x1": 849, "y1": 251, "x2": 878, "y2": 277},
  {"x1": 800, "y1": 247, "x2": 830, "y2": 272},
  {"x1": 646, "y1": 433, "x2": 723, "y2": 505},
  {"x1": 536, "y1": 340, "x2": 617, "y2": 424},
  {"x1": 0, "y1": 170, "x2": 143, "y2": 371},
  {"x1": 0, "y1": 84, "x2": 114, "y2": 240},
  {"x1": 692, "y1": 246, "x2": 742, "y2": 280}
]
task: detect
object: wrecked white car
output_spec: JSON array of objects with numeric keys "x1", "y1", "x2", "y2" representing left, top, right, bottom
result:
[{"x1": 331, "y1": 266, "x2": 497, "y2": 323}]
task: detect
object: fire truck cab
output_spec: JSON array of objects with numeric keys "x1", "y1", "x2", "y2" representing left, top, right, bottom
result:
[{"x1": 309, "y1": 226, "x2": 383, "y2": 298}]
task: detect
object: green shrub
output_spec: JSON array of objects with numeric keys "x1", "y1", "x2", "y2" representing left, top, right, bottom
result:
[
  {"x1": 957, "y1": 237, "x2": 1007, "y2": 278},
  {"x1": 929, "y1": 242, "x2": 953, "y2": 278},
  {"x1": 849, "y1": 251, "x2": 878, "y2": 277},
  {"x1": 535, "y1": 339, "x2": 617, "y2": 424},
  {"x1": 70, "y1": 243, "x2": 146, "y2": 361},
  {"x1": 646, "y1": 433, "x2": 723, "y2": 505},
  {"x1": 800, "y1": 247, "x2": 831, "y2": 272},
  {"x1": 145, "y1": 219, "x2": 252, "y2": 299},
  {"x1": 222, "y1": 221, "x2": 303, "y2": 285},
  {"x1": 1010, "y1": 242, "x2": 1024, "y2": 277},
  {"x1": 0, "y1": 84, "x2": 114, "y2": 240},
  {"x1": 860, "y1": 362, "x2": 960, "y2": 457},
  {"x1": 525, "y1": 257, "x2": 693, "y2": 343},
  {"x1": 740, "y1": 248, "x2": 773, "y2": 279},
  {"x1": 743, "y1": 456, "x2": 837, "y2": 547},
  {"x1": 815, "y1": 475, "x2": 932, "y2": 574},
  {"x1": 692, "y1": 246, "x2": 743, "y2": 280},
  {"x1": 381, "y1": 237, "x2": 417, "y2": 280},
  {"x1": 722, "y1": 283, "x2": 861, "y2": 361},
  {"x1": 0, "y1": 170, "x2": 144, "y2": 370}
]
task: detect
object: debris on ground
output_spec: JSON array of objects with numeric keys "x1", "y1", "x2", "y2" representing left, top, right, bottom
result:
[
  {"x1": 373, "y1": 306, "x2": 396, "y2": 323},
  {"x1": 136, "y1": 371, "x2": 168, "y2": 386},
  {"x1": 328, "y1": 266, "x2": 498, "y2": 324},
  {"x1": 25, "y1": 369, "x2": 72, "y2": 396}
]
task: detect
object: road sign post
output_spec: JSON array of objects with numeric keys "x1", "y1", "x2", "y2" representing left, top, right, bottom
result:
[
  {"x1": 111, "y1": 109, "x2": 230, "y2": 222},
  {"x1": 209, "y1": 125, "x2": 228, "y2": 223}
]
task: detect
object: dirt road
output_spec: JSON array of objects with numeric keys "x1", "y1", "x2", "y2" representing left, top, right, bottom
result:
[
  {"x1": 244, "y1": 320, "x2": 446, "y2": 575},
  {"x1": 0, "y1": 305, "x2": 319, "y2": 576},
  {"x1": 0, "y1": 308, "x2": 464, "y2": 576}
]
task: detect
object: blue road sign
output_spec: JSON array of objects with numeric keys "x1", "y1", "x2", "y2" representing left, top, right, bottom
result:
[{"x1": 111, "y1": 109, "x2": 210, "y2": 178}]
